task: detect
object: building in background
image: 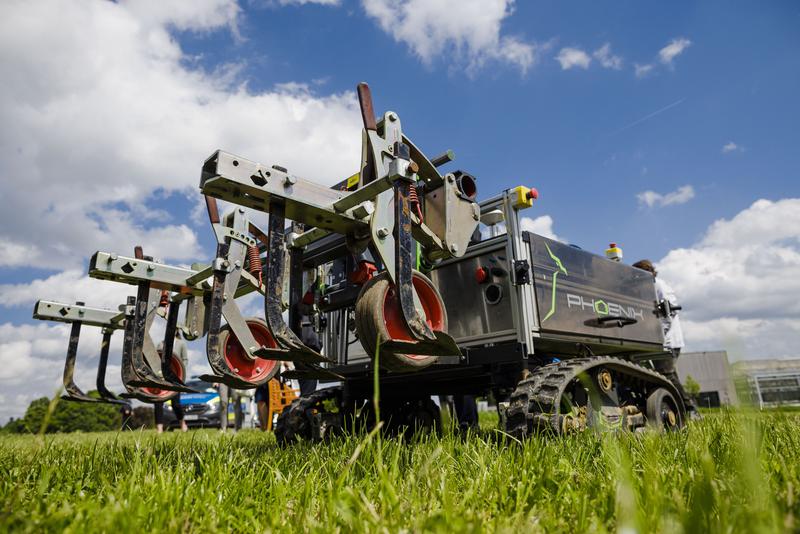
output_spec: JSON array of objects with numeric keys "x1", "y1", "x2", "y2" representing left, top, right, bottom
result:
[
  {"x1": 675, "y1": 351, "x2": 738, "y2": 407},
  {"x1": 732, "y1": 359, "x2": 800, "y2": 409}
]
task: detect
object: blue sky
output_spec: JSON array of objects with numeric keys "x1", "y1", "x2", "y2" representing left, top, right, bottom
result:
[{"x1": 0, "y1": 0, "x2": 798, "y2": 418}]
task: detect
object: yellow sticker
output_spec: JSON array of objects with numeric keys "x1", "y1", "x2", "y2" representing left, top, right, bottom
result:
[{"x1": 346, "y1": 173, "x2": 360, "y2": 189}]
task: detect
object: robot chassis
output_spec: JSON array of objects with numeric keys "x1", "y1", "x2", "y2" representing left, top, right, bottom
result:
[{"x1": 33, "y1": 83, "x2": 685, "y2": 436}]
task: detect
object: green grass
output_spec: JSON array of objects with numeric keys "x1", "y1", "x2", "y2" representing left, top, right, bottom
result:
[{"x1": 1, "y1": 411, "x2": 798, "y2": 533}]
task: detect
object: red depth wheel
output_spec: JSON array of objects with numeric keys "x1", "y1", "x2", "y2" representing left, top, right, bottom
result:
[
  {"x1": 142, "y1": 354, "x2": 185, "y2": 400},
  {"x1": 355, "y1": 270, "x2": 448, "y2": 372},
  {"x1": 219, "y1": 317, "x2": 279, "y2": 384}
]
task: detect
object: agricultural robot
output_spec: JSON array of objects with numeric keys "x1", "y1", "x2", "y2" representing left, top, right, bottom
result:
[{"x1": 34, "y1": 83, "x2": 685, "y2": 437}]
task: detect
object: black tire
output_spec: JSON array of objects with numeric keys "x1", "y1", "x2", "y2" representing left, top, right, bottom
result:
[
  {"x1": 646, "y1": 387, "x2": 683, "y2": 431},
  {"x1": 274, "y1": 387, "x2": 344, "y2": 445},
  {"x1": 355, "y1": 270, "x2": 446, "y2": 372}
]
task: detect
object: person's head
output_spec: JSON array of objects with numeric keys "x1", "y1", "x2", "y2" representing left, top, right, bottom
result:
[{"x1": 632, "y1": 259, "x2": 657, "y2": 276}]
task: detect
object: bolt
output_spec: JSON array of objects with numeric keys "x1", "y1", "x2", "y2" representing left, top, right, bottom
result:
[
  {"x1": 449, "y1": 244, "x2": 459, "y2": 254},
  {"x1": 193, "y1": 331, "x2": 199, "y2": 337},
  {"x1": 377, "y1": 227, "x2": 390, "y2": 238},
  {"x1": 407, "y1": 160, "x2": 419, "y2": 175},
  {"x1": 147, "y1": 265, "x2": 154, "y2": 272},
  {"x1": 284, "y1": 175, "x2": 297, "y2": 186},
  {"x1": 238, "y1": 208, "x2": 245, "y2": 214},
  {"x1": 109, "y1": 254, "x2": 117, "y2": 261},
  {"x1": 447, "y1": 174, "x2": 455, "y2": 183},
  {"x1": 222, "y1": 293, "x2": 228, "y2": 301},
  {"x1": 388, "y1": 113, "x2": 398, "y2": 122},
  {"x1": 234, "y1": 261, "x2": 241, "y2": 268},
  {"x1": 222, "y1": 260, "x2": 230, "y2": 268},
  {"x1": 255, "y1": 368, "x2": 261, "y2": 373}
]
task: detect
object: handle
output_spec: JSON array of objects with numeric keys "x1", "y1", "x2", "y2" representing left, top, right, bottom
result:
[
  {"x1": 357, "y1": 82, "x2": 377, "y2": 131},
  {"x1": 205, "y1": 195, "x2": 220, "y2": 224},
  {"x1": 596, "y1": 316, "x2": 638, "y2": 327}
]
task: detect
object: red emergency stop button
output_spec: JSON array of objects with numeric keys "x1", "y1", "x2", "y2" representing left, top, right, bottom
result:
[
  {"x1": 527, "y1": 187, "x2": 539, "y2": 200},
  {"x1": 475, "y1": 266, "x2": 489, "y2": 284}
]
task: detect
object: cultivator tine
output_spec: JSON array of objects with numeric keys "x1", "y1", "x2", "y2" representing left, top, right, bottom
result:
[
  {"x1": 160, "y1": 297, "x2": 200, "y2": 392},
  {"x1": 61, "y1": 320, "x2": 102, "y2": 403},
  {"x1": 254, "y1": 201, "x2": 333, "y2": 364},
  {"x1": 394, "y1": 181, "x2": 436, "y2": 342},
  {"x1": 119, "y1": 296, "x2": 168, "y2": 403},
  {"x1": 94, "y1": 328, "x2": 127, "y2": 404},
  {"x1": 203, "y1": 245, "x2": 261, "y2": 388},
  {"x1": 123, "y1": 247, "x2": 195, "y2": 393}
]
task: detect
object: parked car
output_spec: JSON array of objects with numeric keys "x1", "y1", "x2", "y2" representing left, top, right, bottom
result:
[
  {"x1": 163, "y1": 379, "x2": 223, "y2": 429},
  {"x1": 162, "y1": 378, "x2": 255, "y2": 430}
]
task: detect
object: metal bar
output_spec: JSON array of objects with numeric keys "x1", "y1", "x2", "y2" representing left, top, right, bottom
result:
[
  {"x1": 89, "y1": 252, "x2": 205, "y2": 294},
  {"x1": 200, "y1": 151, "x2": 368, "y2": 236},
  {"x1": 33, "y1": 300, "x2": 125, "y2": 328},
  {"x1": 430, "y1": 149, "x2": 455, "y2": 168}
]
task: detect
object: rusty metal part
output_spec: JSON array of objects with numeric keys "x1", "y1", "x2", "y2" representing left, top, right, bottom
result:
[{"x1": 597, "y1": 368, "x2": 613, "y2": 392}]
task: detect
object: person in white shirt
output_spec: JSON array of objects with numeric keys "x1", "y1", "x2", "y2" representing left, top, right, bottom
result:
[{"x1": 633, "y1": 259, "x2": 699, "y2": 417}]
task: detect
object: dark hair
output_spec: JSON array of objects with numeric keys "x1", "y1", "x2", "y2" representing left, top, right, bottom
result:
[{"x1": 632, "y1": 259, "x2": 657, "y2": 276}]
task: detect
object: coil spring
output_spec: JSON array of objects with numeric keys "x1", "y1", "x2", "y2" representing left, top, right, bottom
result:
[
  {"x1": 408, "y1": 184, "x2": 424, "y2": 222},
  {"x1": 158, "y1": 290, "x2": 170, "y2": 308},
  {"x1": 247, "y1": 245, "x2": 263, "y2": 285}
]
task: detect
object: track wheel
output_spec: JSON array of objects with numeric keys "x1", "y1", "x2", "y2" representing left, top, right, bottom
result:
[
  {"x1": 355, "y1": 270, "x2": 447, "y2": 372},
  {"x1": 217, "y1": 317, "x2": 280, "y2": 385},
  {"x1": 646, "y1": 388, "x2": 683, "y2": 431},
  {"x1": 141, "y1": 355, "x2": 185, "y2": 401}
]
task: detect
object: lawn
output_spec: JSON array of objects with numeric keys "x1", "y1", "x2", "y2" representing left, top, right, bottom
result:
[{"x1": 0, "y1": 410, "x2": 798, "y2": 533}]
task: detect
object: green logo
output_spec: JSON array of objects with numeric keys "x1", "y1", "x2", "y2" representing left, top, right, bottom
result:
[
  {"x1": 594, "y1": 299, "x2": 609, "y2": 316},
  {"x1": 542, "y1": 242, "x2": 567, "y2": 322}
]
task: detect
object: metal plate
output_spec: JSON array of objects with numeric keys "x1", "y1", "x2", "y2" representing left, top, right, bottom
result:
[{"x1": 527, "y1": 233, "x2": 663, "y2": 345}]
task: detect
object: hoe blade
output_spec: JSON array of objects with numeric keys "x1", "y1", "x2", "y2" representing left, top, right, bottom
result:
[{"x1": 61, "y1": 321, "x2": 103, "y2": 403}]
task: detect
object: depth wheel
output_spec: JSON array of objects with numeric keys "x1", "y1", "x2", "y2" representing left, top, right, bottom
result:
[
  {"x1": 355, "y1": 270, "x2": 447, "y2": 372},
  {"x1": 141, "y1": 355, "x2": 185, "y2": 401},
  {"x1": 646, "y1": 388, "x2": 683, "y2": 431},
  {"x1": 216, "y1": 317, "x2": 280, "y2": 385}
]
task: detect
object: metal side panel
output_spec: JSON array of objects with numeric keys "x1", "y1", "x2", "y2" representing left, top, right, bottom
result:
[
  {"x1": 527, "y1": 233, "x2": 663, "y2": 346},
  {"x1": 430, "y1": 244, "x2": 516, "y2": 344}
]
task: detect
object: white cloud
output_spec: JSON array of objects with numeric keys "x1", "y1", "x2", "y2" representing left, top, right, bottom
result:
[
  {"x1": 634, "y1": 63, "x2": 654, "y2": 78},
  {"x1": 520, "y1": 215, "x2": 562, "y2": 242},
  {"x1": 593, "y1": 43, "x2": 622, "y2": 70},
  {"x1": 722, "y1": 141, "x2": 744, "y2": 154},
  {"x1": 555, "y1": 47, "x2": 591, "y2": 70},
  {"x1": 0, "y1": 270, "x2": 130, "y2": 310},
  {"x1": 659, "y1": 37, "x2": 691, "y2": 65},
  {"x1": 656, "y1": 198, "x2": 800, "y2": 360},
  {"x1": 637, "y1": 185, "x2": 695, "y2": 208},
  {"x1": 361, "y1": 0, "x2": 537, "y2": 74},
  {"x1": 0, "y1": 0, "x2": 362, "y2": 272}
]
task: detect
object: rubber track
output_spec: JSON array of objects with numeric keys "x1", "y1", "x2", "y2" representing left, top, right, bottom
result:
[
  {"x1": 505, "y1": 356, "x2": 684, "y2": 438},
  {"x1": 274, "y1": 386, "x2": 342, "y2": 445}
]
